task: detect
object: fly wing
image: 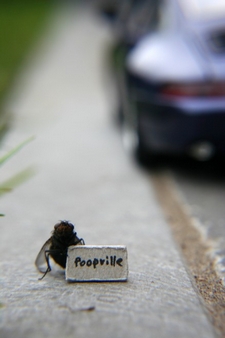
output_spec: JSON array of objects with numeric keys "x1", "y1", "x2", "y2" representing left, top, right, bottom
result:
[{"x1": 35, "y1": 238, "x2": 52, "y2": 273}]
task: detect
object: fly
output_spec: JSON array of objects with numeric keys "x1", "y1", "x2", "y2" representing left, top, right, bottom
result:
[{"x1": 35, "y1": 220, "x2": 85, "y2": 280}]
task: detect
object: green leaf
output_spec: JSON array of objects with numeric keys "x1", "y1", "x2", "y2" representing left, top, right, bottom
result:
[{"x1": 0, "y1": 166, "x2": 35, "y2": 197}]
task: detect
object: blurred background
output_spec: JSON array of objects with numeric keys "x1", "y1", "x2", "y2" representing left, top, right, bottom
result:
[
  {"x1": 0, "y1": 0, "x2": 55, "y2": 132},
  {"x1": 2, "y1": 0, "x2": 225, "y2": 163},
  {"x1": 92, "y1": 0, "x2": 225, "y2": 164}
]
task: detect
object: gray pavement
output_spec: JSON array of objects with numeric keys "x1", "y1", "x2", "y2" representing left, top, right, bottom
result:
[{"x1": 0, "y1": 5, "x2": 218, "y2": 338}]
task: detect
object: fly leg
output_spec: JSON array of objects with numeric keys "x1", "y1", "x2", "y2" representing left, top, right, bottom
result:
[{"x1": 38, "y1": 250, "x2": 52, "y2": 280}]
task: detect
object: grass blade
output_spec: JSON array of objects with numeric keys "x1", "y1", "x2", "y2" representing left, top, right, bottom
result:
[
  {"x1": 0, "y1": 166, "x2": 35, "y2": 197},
  {"x1": 0, "y1": 136, "x2": 34, "y2": 166}
]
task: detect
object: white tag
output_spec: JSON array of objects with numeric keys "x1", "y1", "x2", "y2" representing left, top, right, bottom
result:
[{"x1": 66, "y1": 245, "x2": 128, "y2": 282}]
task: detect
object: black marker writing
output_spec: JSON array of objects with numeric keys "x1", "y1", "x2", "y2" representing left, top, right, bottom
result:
[{"x1": 74, "y1": 256, "x2": 123, "y2": 268}]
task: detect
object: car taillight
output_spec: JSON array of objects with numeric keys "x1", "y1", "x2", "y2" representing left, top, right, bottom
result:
[{"x1": 161, "y1": 82, "x2": 225, "y2": 98}]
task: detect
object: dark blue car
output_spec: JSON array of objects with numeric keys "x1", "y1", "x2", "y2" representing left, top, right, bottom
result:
[{"x1": 115, "y1": 0, "x2": 225, "y2": 162}]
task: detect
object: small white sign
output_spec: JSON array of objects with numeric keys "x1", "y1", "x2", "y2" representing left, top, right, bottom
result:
[{"x1": 66, "y1": 245, "x2": 128, "y2": 282}]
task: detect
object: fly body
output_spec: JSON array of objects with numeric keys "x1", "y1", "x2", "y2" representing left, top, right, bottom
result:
[{"x1": 35, "y1": 220, "x2": 85, "y2": 279}]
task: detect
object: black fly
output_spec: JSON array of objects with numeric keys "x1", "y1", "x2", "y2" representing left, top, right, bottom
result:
[{"x1": 35, "y1": 220, "x2": 85, "y2": 280}]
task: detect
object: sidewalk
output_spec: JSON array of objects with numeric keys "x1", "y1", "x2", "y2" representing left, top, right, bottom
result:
[{"x1": 0, "y1": 4, "x2": 217, "y2": 338}]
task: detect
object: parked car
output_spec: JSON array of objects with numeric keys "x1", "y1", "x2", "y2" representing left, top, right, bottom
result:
[{"x1": 114, "y1": 0, "x2": 225, "y2": 162}]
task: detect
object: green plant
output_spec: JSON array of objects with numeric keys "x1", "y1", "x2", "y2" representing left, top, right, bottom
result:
[
  {"x1": 0, "y1": 1, "x2": 53, "y2": 106},
  {"x1": 0, "y1": 136, "x2": 35, "y2": 215}
]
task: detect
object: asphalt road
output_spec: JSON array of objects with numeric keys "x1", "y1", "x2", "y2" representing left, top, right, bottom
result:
[
  {"x1": 138, "y1": 153, "x2": 225, "y2": 285},
  {"x1": 167, "y1": 158, "x2": 225, "y2": 282}
]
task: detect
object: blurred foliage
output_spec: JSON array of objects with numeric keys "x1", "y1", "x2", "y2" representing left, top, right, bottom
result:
[
  {"x1": 110, "y1": 43, "x2": 127, "y2": 70},
  {"x1": 0, "y1": 136, "x2": 34, "y2": 167},
  {"x1": 0, "y1": 0, "x2": 54, "y2": 107},
  {"x1": 0, "y1": 137, "x2": 35, "y2": 215},
  {"x1": 0, "y1": 2, "x2": 54, "y2": 215}
]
